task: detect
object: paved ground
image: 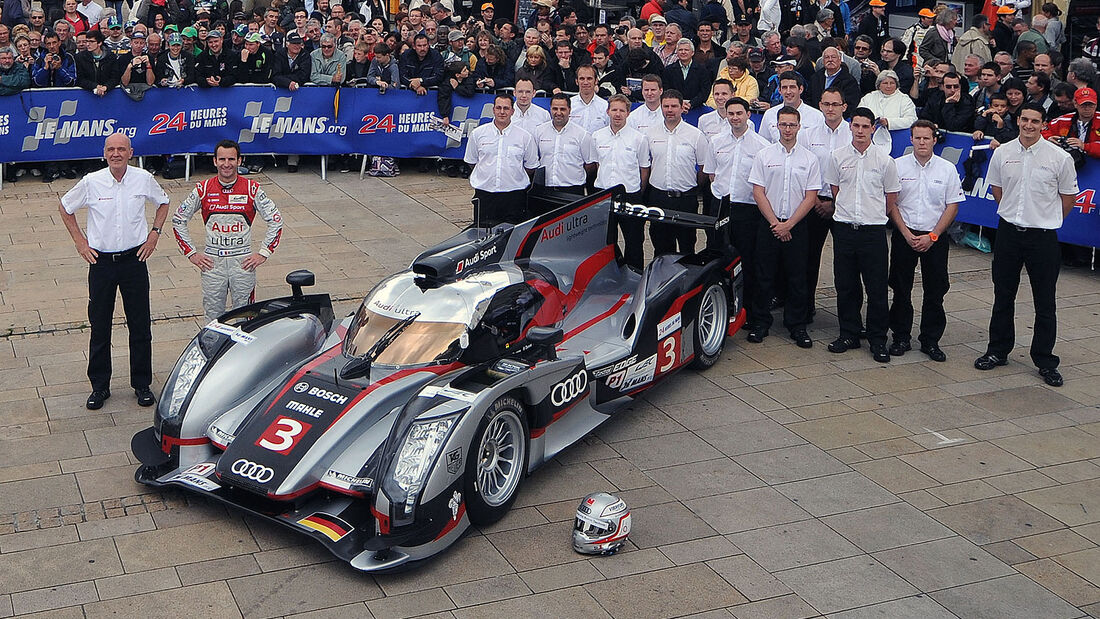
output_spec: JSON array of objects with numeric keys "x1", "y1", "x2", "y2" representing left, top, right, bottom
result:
[{"x1": 1, "y1": 161, "x2": 1099, "y2": 619}]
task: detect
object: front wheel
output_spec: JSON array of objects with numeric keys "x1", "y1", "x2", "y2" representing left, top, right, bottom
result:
[
  {"x1": 464, "y1": 395, "x2": 529, "y2": 526},
  {"x1": 690, "y1": 282, "x2": 729, "y2": 369}
]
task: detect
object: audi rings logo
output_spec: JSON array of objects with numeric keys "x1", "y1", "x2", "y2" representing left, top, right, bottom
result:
[
  {"x1": 231, "y1": 459, "x2": 275, "y2": 483},
  {"x1": 614, "y1": 203, "x2": 666, "y2": 220},
  {"x1": 551, "y1": 370, "x2": 589, "y2": 407},
  {"x1": 293, "y1": 382, "x2": 309, "y2": 393}
]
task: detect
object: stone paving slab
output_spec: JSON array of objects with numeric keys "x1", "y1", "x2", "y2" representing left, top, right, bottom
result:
[{"x1": 2, "y1": 165, "x2": 1100, "y2": 618}]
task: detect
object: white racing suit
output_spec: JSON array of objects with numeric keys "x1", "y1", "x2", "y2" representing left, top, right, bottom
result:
[{"x1": 172, "y1": 176, "x2": 283, "y2": 320}]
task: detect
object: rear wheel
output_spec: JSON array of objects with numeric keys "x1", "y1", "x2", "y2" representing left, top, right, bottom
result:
[
  {"x1": 464, "y1": 395, "x2": 529, "y2": 526},
  {"x1": 691, "y1": 283, "x2": 728, "y2": 369}
]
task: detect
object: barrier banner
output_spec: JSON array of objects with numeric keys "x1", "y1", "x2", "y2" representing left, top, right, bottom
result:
[{"x1": 0, "y1": 86, "x2": 1096, "y2": 246}]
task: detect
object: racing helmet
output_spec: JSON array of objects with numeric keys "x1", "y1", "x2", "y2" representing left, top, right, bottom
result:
[{"x1": 573, "y1": 492, "x2": 631, "y2": 555}]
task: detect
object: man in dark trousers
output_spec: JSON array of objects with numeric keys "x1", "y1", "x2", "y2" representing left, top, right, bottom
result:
[
  {"x1": 60, "y1": 134, "x2": 170, "y2": 410},
  {"x1": 975, "y1": 103, "x2": 1080, "y2": 387}
]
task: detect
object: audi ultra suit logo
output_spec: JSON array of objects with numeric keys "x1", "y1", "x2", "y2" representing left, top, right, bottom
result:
[
  {"x1": 231, "y1": 459, "x2": 275, "y2": 483},
  {"x1": 551, "y1": 369, "x2": 589, "y2": 407}
]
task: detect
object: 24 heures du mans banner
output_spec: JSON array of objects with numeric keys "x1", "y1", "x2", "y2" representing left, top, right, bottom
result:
[{"x1": 0, "y1": 85, "x2": 1096, "y2": 247}]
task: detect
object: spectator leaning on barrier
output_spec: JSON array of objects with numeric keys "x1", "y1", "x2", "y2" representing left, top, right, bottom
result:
[
  {"x1": 272, "y1": 31, "x2": 311, "y2": 90},
  {"x1": 974, "y1": 92, "x2": 1018, "y2": 147},
  {"x1": 76, "y1": 30, "x2": 119, "y2": 96},
  {"x1": 400, "y1": 32, "x2": 443, "y2": 94},
  {"x1": 32, "y1": 32, "x2": 77, "y2": 87},
  {"x1": 346, "y1": 42, "x2": 371, "y2": 82},
  {"x1": 472, "y1": 43, "x2": 513, "y2": 89},
  {"x1": 1043, "y1": 87, "x2": 1100, "y2": 158},
  {"x1": 238, "y1": 31, "x2": 274, "y2": 83},
  {"x1": 158, "y1": 32, "x2": 196, "y2": 87},
  {"x1": 366, "y1": 42, "x2": 399, "y2": 90},
  {"x1": 0, "y1": 47, "x2": 29, "y2": 95},
  {"x1": 119, "y1": 29, "x2": 154, "y2": 96}
]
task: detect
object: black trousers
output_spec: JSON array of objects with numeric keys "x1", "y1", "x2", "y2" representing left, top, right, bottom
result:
[
  {"x1": 833, "y1": 223, "x2": 889, "y2": 346},
  {"x1": 888, "y1": 227, "x2": 950, "y2": 346},
  {"x1": 987, "y1": 219, "x2": 1061, "y2": 369},
  {"x1": 88, "y1": 248, "x2": 152, "y2": 392},
  {"x1": 752, "y1": 217, "x2": 810, "y2": 332},
  {"x1": 649, "y1": 189, "x2": 698, "y2": 255},
  {"x1": 615, "y1": 190, "x2": 646, "y2": 269},
  {"x1": 474, "y1": 189, "x2": 528, "y2": 227},
  {"x1": 805, "y1": 203, "x2": 833, "y2": 310},
  {"x1": 723, "y1": 199, "x2": 762, "y2": 326}
]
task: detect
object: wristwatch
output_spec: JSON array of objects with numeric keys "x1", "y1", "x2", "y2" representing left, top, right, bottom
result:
[
  {"x1": 151, "y1": 226, "x2": 162, "y2": 235},
  {"x1": 928, "y1": 232, "x2": 939, "y2": 242}
]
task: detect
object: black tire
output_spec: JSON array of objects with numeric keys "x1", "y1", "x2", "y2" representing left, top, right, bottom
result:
[
  {"x1": 464, "y1": 395, "x2": 529, "y2": 526},
  {"x1": 690, "y1": 282, "x2": 729, "y2": 370}
]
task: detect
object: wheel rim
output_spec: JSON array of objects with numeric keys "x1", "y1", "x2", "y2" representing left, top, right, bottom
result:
[
  {"x1": 476, "y1": 409, "x2": 525, "y2": 507},
  {"x1": 698, "y1": 285, "x2": 728, "y2": 356}
]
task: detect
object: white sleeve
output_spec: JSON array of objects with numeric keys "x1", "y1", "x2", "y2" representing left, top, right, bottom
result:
[
  {"x1": 60, "y1": 177, "x2": 88, "y2": 214},
  {"x1": 463, "y1": 129, "x2": 479, "y2": 165}
]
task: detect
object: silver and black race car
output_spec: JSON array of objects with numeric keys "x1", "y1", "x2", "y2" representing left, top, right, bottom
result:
[{"x1": 131, "y1": 188, "x2": 745, "y2": 572}]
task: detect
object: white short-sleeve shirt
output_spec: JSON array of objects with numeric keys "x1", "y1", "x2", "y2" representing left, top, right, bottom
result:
[
  {"x1": 894, "y1": 153, "x2": 965, "y2": 232},
  {"x1": 703, "y1": 126, "x2": 771, "y2": 203},
  {"x1": 464, "y1": 121, "x2": 539, "y2": 192},
  {"x1": 747, "y1": 142, "x2": 822, "y2": 220},
  {"x1": 986, "y1": 137, "x2": 1080, "y2": 230},
  {"x1": 61, "y1": 165, "x2": 170, "y2": 253},
  {"x1": 646, "y1": 120, "x2": 710, "y2": 192},
  {"x1": 592, "y1": 124, "x2": 650, "y2": 193},
  {"x1": 512, "y1": 103, "x2": 551, "y2": 137},
  {"x1": 759, "y1": 100, "x2": 826, "y2": 143},
  {"x1": 824, "y1": 143, "x2": 901, "y2": 225},
  {"x1": 569, "y1": 93, "x2": 610, "y2": 134},
  {"x1": 803, "y1": 120, "x2": 852, "y2": 198},
  {"x1": 534, "y1": 121, "x2": 596, "y2": 188},
  {"x1": 627, "y1": 103, "x2": 662, "y2": 134}
]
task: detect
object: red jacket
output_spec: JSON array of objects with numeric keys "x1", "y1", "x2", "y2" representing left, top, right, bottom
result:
[
  {"x1": 1043, "y1": 112, "x2": 1100, "y2": 158},
  {"x1": 641, "y1": 0, "x2": 663, "y2": 21}
]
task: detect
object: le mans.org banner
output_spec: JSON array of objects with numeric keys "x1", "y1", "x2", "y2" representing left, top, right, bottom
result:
[{"x1": 0, "y1": 85, "x2": 1097, "y2": 247}]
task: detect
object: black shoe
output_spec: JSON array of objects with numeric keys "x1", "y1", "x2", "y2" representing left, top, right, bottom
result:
[
  {"x1": 287, "y1": 164, "x2": 298, "y2": 173},
  {"x1": 63, "y1": 168, "x2": 77, "y2": 179},
  {"x1": 43, "y1": 171, "x2": 59, "y2": 183},
  {"x1": 888, "y1": 339, "x2": 911, "y2": 357},
  {"x1": 1039, "y1": 368, "x2": 1063, "y2": 387},
  {"x1": 920, "y1": 344, "x2": 947, "y2": 362},
  {"x1": 871, "y1": 344, "x2": 891, "y2": 363},
  {"x1": 135, "y1": 387, "x2": 156, "y2": 407},
  {"x1": 974, "y1": 353, "x2": 1008, "y2": 371},
  {"x1": 86, "y1": 389, "x2": 111, "y2": 410},
  {"x1": 827, "y1": 337, "x2": 860, "y2": 353},
  {"x1": 746, "y1": 329, "x2": 767, "y2": 343},
  {"x1": 791, "y1": 329, "x2": 812, "y2": 348}
]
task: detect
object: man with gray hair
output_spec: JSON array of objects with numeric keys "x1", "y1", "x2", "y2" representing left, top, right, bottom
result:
[
  {"x1": 662, "y1": 38, "x2": 711, "y2": 109},
  {"x1": 310, "y1": 33, "x2": 346, "y2": 85}
]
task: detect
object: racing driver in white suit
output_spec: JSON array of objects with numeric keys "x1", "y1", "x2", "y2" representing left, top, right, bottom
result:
[{"x1": 173, "y1": 139, "x2": 283, "y2": 320}]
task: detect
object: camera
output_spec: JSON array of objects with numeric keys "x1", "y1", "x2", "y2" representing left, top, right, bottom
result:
[{"x1": 1053, "y1": 136, "x2": 1086, "y2": 170}]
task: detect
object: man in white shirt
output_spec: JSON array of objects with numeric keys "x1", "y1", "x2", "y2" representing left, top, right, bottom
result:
[
  {"x1": 802, "y1": 87, "x2": 852, "y2": 319},
  {"x1": 975, "y1": 103, "x2": 1080, "y2": 387},
  {"x1": 594, "y1": 94, "x2": 651, "y2": 269},
  {"x1": 759, "y1": 73, "x2": 825, "y2": 142},
  {"x1": 512, "y1": 78, "x2": 551, "y2": 136},
  {"x1": 59, "y1": 134, "x2": 170, "y2": 410},
  {"x1": 698, "y1": 79, "x2": 734, "y2": 140},
  {"x1": 703, "y1": 96, "x2": 770, "y2": 327},
  {"x1": 746, "y1": 106, "x2": 822, "y2": 347},
  {"x1": 571, "y1": 64, "x2": 610, "y2": 133},
  {"x1": 823, "y1": 107, "x2": 901, "y2": 363},
  {"x1": 464, "y1": 93, "x2": 540, "y2": 227},
  {"x1": 645, "y1": 89, "x2": 710, "y2": 255},
  {"x1": 628, "y1": 73, "x2": 664, "y2": 133},
  {"x1": 534, "y1": 93, "x2": 597, "y2": 199},
  {"x1": 887, "y1": 120, "x2": 962, "y2": 362}
]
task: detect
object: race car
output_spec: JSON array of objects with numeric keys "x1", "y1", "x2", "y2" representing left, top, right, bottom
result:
[{"x1": 130, "y1": 187, "x2": 745, "y2": 572}]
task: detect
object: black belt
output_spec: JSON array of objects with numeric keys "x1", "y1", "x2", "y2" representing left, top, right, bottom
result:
[
  {"x1": 730, "y1": 201, "x2": 756, "y2": 208},
  {"x1": 835, "y1": 222, "x2": 885, "y2": 230},
  {"x1": 652, "y1": 188, "x2": 697, "y2": 198},
  {"x1": 97, "y1": 246, "x2": 141, "y2": 261}
]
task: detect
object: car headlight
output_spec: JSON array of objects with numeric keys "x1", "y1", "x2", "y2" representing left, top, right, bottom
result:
[
  {"x1": 392, "y1": 415, "x2": 458, "y2": 517},
  {"x1": 164, "y1": 344, "x2": 207, "y2": 422}
]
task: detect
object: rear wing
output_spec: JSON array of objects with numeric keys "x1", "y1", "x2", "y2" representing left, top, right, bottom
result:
[{"x1": 611, "y1": 197, "x2": 730, "y2": 231}]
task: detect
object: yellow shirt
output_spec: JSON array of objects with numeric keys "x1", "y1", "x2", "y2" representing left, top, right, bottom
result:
[{"x1": 706, "y1": 68, "x2": 760, "y2": 108}]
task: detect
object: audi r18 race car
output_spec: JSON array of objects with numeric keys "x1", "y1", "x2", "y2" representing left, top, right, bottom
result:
[{"x1": 131, "y1": 188, "x2": 745, "y2": 572}]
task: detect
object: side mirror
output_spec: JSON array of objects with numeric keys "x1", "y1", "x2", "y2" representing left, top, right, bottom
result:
[
  {"x1": 527, "y1": 326, "x2": 563, "y2": 360},
  {"x1": 286, "y1": 270, "x2": 315, "y2": 299}
]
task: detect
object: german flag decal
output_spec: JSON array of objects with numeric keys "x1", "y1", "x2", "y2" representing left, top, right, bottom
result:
[{"x1": 297, "y1": 513, "x2": 353, "y2": 542}]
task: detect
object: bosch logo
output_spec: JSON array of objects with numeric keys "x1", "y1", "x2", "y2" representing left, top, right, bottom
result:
[
  {"x1": 231, "y1": 459, "x2": 274, "y2": 483},
  {"x1": 551, "y1": 370, "x2": 589, "y2": 407},
  {"x1": 307, "y1": 387, "x2": 349, "y2": 405},
  {"x1": 293, "y1": 382, "x2": 309, "y2": 393}
]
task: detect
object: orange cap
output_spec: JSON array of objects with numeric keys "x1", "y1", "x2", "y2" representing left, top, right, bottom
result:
[
  {"x1": 868, "y1": 0, "x2": 887, "y2": 7},
  {"x1": 918, "y1": 8, "x2": 935, "y2": 17},
  {"x1": 996, "y1": 5, "x2": 1016, "y2": 14}
]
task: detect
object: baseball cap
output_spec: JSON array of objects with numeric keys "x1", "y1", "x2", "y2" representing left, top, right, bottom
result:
[
  {"x1": 649, "y1": 14, "x2": 666, "y2": 24},
  {"x1": 195, "y1": 3, "x2": 211, "y2": 13},
  {"x1": 481, "y1": 1, "x2": 493, "y2": 9},
  {"x1": 735, "y1": 17, "x2": 750, "y2": 25},
  {"x1": 167, "y1": 32, "x2": 182, "y2": 45},
  {"x1": 868, "y1": 0, "x2": 886, "y2": 7},
  {"x1": 234, "y1": 23, "x2": 249, "y2": 36},
  {"x1": 244, "y1": 31, "x2": 263, "y2": 43},
  {"x1": 205, "y1": 29, "x2": 222, "y2": 38},
  {"x1": 285, "y1": 31, "x2": 303, "y2": 44},
  {"x1": 107, "y1": 16, "x2": 122, "y2": 28},
  {"x1": 164, "y1": 24, "x2": 179, "y2": 32},
  {"x1": 772, "y1": 55, "x2": 797, "y2": 66},
  {"x1": 448, "y1": 29, "x2": 464, "y2": 41},
  {"x1": 996, "y1": 5, "x2": 1016, "y2": 14},
  {"x1": 181, "y1": 26, "x2": 198, "y2": 38},
  {"x1": 130, "y1": 30, "x2": 146, "y2": 38},
  {"x1": 747, "y1": 47, "x2": 764, "y2": 61},
  {"x1": 918, "y1": 8, "x2": 935, "y2": 17},
  {"x1": 233, "y1": 11, "x2": 247, "y2": 19},
  {"x1": 1076, "y1": 87, "x2": 1098, "y2": 105}
]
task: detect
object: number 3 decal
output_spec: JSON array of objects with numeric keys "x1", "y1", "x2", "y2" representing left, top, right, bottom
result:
[
  {"x1": 658, "y1": 334, "x2": 679, "y2": 374},
  {"x1": 256, "y1": 415, "x2": 312, "y2": 455}
]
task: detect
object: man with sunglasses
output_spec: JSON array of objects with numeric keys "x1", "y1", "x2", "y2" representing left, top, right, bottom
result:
[{"x1": 918, "y1": 70, "x2": 975, "y2": 132}]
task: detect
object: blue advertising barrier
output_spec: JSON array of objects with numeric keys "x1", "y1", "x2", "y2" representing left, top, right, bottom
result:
[{"x1": 0, "y1": 86, "x2": 1096, "y2": 246}]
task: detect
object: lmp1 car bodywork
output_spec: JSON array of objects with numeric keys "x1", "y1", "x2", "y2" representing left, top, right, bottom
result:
[{"x1": 131, "y1": 188, "x2": 745, "y2": 572}]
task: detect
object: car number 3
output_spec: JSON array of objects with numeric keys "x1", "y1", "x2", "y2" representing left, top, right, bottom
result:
[
  {"x1": 658, "y1": 334, "x2": 679, "y2": 374},
  {"x1": 256, "y1": 415, "x2": 312, "y2": 455}
]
